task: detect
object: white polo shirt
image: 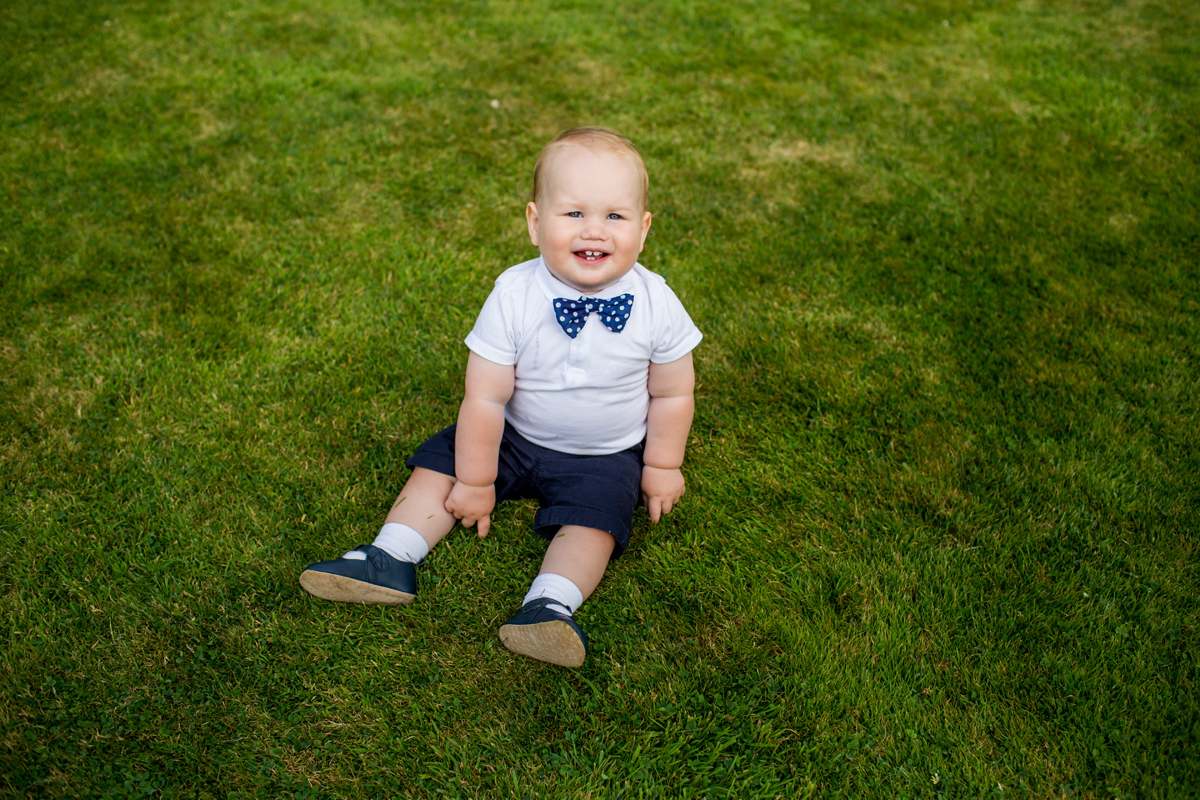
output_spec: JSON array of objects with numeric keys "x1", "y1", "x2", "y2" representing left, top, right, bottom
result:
[{"x1": 464, "y1": 257, "x2": 703, "y2": 455}]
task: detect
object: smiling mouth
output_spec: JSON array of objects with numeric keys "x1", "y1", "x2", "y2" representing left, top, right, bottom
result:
[{"x1": 574, "y1": 250, "x2": 610, "y2": 261}]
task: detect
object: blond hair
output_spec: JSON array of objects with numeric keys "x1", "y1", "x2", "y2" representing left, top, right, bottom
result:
[{"x1": 532, "y1": 127, "x2": 649, "y2": 212}]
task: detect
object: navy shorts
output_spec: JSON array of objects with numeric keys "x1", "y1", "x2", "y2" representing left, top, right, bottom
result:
[{"x1": 405, "y1": 422, "x2": 644, "y2": 557}]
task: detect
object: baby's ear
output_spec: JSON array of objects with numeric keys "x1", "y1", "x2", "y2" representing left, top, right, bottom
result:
[
  {"x1": 526, "y1": 202, "x2": 541, "y2": 247},
  {"x1": 639, "y1": 211, "x2": 652, "y2": 249}
]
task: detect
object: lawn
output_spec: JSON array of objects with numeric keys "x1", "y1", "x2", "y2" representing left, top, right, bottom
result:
[{"x1": 1, "y1": 0, "x2": 1197, "y2": 797}]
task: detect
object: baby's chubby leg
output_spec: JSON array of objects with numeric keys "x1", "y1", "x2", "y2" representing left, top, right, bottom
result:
[
  {"x1": 538, "y1": 525, "x2": 617, "y2": 603},
  {"x1": 499, "y1": 525, "x2": 616, "y2": 668},
  {"x1": 299, "y1": 468, "x2": 457, "y2": 605},
  {"x1": 381, "y1": 467, "x2": 459, "y2": 551}
]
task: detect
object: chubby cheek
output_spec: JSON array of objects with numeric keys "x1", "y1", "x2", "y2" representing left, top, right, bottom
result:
[{"x1": 553, "y1": 230, "x2": 580, "y2": 254}]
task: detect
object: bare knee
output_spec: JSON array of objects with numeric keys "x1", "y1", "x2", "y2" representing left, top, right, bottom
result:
[{"x1": 408, "y1": 467, "x2": 456, "y2": 495}]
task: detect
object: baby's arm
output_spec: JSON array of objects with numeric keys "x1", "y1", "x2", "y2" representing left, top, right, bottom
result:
[
  {"x1": 444, "y1": 352, "x2": 515, "y2": 538},
  {"x1": 642, "y1": 352, "x2": 696, "y2": 523}
]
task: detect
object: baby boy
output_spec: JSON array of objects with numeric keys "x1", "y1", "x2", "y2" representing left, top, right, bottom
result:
[{"x1": 300, "y1": 127, "x2": 702, "y2": 667}]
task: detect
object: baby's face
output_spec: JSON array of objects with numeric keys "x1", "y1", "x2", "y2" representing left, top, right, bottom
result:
[{"x1": 526, "y1": 146, "x2": 651, "y2": 296}]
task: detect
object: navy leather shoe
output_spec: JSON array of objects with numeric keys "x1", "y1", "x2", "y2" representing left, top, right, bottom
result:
[
  {"x1": 499, "y1": 597, "x2": 589, "y2": 668},
  {"x1": 299, "y1": 545, "x2": 416, "y2": 605}
]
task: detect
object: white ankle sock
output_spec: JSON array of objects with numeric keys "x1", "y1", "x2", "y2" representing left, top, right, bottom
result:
[
  {"x1": 522, "y1": 573, "x2": 584, "y2": 616},
  {"x1": 342, "y1": 522, "x2": 430, "y2": 564}
]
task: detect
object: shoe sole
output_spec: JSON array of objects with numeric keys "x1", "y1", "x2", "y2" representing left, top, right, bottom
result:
[
  {"x1": 299, "y1": 570, "x2": 415, "y2": 605},
  {"x1": 499, "y1": 619, "x2": 586, "y2": 668}
]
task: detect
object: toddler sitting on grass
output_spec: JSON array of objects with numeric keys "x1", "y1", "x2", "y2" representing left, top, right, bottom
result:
[{"x1": 300, "y1": 127, "x2": 702, "y2": 668}]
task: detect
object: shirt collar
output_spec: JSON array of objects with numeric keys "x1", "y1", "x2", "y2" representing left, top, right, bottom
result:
[{"x1": 534, "y1": 257, "x2": 638, "y2": 301}]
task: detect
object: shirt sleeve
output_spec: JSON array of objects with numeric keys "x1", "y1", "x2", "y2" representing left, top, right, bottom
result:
[
  {"x1": 464, "y1": 285, "x2": 520, "y2": 366},
  {"x1": 650, "y1": 284, "x2": 703, "y2": 364}
]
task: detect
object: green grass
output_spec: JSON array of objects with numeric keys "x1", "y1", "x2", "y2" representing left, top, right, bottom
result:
[{"x1": 2, "y1": 0, "x2": 1198, "y2": 796}]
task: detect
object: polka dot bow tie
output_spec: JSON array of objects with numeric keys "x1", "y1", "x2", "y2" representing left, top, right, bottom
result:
[{"x1": 552, "y1": 294, "x2": 635, "y2": 339}]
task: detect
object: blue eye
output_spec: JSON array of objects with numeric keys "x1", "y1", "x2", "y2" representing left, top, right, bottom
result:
[
  {"x1": 607, "y1": 213, "x2": 624, "y2": 220},
  {"x1": 567, "y1": 211, "x2": 582, "y2": 218}
]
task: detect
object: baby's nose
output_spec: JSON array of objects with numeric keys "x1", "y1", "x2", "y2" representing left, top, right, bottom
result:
[{"x1": 581, "y1": 219, "x2": 606, "y2": 237}]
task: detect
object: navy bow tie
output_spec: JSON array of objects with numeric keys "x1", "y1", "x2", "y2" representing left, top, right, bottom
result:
[{"x1": 552, "y1": 293, "x2": 634, "y2": 339}]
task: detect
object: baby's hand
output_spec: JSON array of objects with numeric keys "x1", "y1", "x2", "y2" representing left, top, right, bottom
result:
[
  {"x1": 445, "y1": 481, "x2": 497, "y2": 537},
  {"x1": 641, "y1": 466, "x2": 685, "y2": 523}
]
